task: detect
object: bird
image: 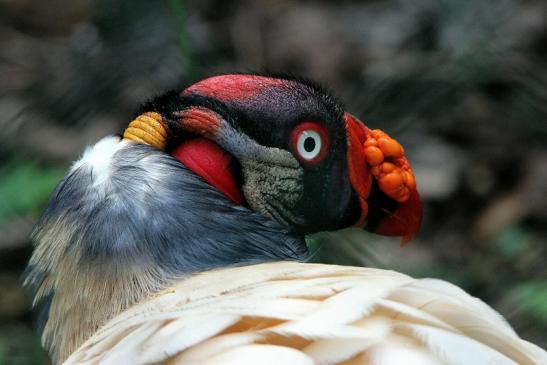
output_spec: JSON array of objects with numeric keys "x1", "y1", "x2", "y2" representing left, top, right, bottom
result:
[{"x1": 24, "y1": 74, "x2": 546, "y2": 365}]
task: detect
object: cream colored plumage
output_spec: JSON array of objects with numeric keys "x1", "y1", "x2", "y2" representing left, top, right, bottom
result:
[{"x1": 63, "y1": 262, "x2": 546, "y2": 365}]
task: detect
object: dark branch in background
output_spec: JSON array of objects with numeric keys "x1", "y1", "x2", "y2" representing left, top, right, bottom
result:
[{"x1": 168, "y1": 0, "x2": 196, "y2": 79}]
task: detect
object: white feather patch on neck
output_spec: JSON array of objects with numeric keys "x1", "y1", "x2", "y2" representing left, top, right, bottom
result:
[{"x1": 71, "y1": 136, "x2": 129, "y2": 187}]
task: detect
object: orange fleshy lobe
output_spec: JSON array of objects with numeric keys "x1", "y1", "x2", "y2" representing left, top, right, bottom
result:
[
  {"x1": 345, "y1": 113, "x2": 422, "y2": 243},
  {"x1": 362, "y1": 129, "x2": 416, "y2": 203},
  {"x1": 364, "y1": 146, "x2": 384, "y2": 166}
]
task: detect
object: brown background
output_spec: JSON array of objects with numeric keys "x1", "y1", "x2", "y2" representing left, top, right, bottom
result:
[{"x1": 1, "y1": 1, "x2": 546, "y2": 363}]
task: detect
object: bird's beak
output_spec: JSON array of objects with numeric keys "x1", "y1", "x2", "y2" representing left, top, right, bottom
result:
[{"x1": 344, "y1": 113, "x2": 422, "y2": 244}]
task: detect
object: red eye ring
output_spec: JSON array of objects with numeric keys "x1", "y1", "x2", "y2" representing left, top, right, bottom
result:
[{"x1": 290, "y1": 121, "x2": 330, "y2": 165}]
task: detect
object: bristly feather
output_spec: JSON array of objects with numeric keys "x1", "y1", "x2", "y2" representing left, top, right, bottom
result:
[{"x1": 24, "y1": 136, "x2": 308, "y2": 364}]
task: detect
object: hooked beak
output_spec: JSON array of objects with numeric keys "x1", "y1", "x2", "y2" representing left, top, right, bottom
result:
[{"x1": 344, "y1": 113, "x2": 422, "y2": 244}]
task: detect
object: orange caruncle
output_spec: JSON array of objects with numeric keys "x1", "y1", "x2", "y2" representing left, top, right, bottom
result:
[{"x1": 362, "y1": 129, "x2": 416, "y2": 203}]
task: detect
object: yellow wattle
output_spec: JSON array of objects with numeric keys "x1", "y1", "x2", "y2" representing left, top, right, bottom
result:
[{"x1": 123, "y1": 112, "x2": 167, "y2": 149}]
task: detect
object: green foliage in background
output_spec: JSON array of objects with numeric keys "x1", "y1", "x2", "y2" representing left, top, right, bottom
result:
[
  {"x1": 0, "y1": 157, "x2": 65, "y2": 227},
  {"x1": 0, "y1": 325, "x2": 49, "y2": 365},
  {"x1": 510, "y1": 282, "x2": 547, "y2": 326}
]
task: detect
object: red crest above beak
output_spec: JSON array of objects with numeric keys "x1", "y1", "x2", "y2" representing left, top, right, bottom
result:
[{"x1": 344, "y1": 113, "x2": 422, "y2": 244}]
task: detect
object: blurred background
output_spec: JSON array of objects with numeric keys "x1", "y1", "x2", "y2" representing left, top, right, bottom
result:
[{"x1": 1, "y1": 0, "x2": 546, "y2": 363}]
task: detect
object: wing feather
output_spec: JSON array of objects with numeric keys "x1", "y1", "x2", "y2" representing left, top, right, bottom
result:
[
  {"x1": 195, "y1": 344, "x2": 314, "y2": 365},
  {"x1": 140, "y1": 314, "x2": 242, "y2": 364},
  {"x1": 166, "y1": 333, "x2": 262, "y2": 364},
  {"x1": 63, "y1": 262, "x2": 546, "y2": 365},
  {"x1": 395, "y1": 323, "x2": 517, "y2": 365}
]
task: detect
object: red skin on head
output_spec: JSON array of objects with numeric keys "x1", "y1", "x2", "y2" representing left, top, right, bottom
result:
[
  {"x1": 171, "y1": 138, "x2": 245, "y2": 205},
  {"x1": 344, "y1": 114, "x2": 373, "y2": 227},
  {"x1": 182, "y1": 75, "x2": 288, "y2": 102}
]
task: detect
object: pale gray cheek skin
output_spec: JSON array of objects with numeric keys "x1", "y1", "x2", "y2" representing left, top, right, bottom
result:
[{"x1": 241, "y1": 157, "x2": 304, "y2": 227}]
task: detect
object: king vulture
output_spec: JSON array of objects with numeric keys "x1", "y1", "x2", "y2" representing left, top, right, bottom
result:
[{"x1": 24, "y1": 74, "x2": 546, "y2": 365}]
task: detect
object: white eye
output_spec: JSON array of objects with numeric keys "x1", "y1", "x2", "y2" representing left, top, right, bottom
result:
[
  {"x1": 291, "y1": 122, "x2": 330, "y2": 164},
  {"x1": 296, "y1": 130, "x2": 322, "y2": 160}
]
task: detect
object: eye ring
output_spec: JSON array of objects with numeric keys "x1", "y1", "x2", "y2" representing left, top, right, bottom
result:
[{"x1": 290, "y1": 122, "x2": 330, "y2": 164}]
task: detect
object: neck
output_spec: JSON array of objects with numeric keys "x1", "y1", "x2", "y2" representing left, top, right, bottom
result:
[{"x1": 24, "y1": 137, "x2": 308, "y2": 364}]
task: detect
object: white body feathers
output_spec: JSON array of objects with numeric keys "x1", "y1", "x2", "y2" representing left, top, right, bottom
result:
[{"x1": 63, "y1": 262, "x2": 546, "y2": 365}]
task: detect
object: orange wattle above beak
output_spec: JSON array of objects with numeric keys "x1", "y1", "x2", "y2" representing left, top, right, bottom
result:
[{"x1": 344, "y1": 113, "x2": 422, "y2": 244}]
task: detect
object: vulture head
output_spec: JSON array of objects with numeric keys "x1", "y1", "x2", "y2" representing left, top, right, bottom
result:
[{"x1": 25, "y1": 74, "x2": 422, "y2": 363}]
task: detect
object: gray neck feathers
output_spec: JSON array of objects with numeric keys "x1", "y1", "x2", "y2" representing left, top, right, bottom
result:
[{"x1": 24, "y1": 136, "x2": 307, "y2": 364}]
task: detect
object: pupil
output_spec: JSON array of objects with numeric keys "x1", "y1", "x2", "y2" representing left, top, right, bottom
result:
[{"x1": 304, "y1": 137, "x2": 316, "y2": 152}]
